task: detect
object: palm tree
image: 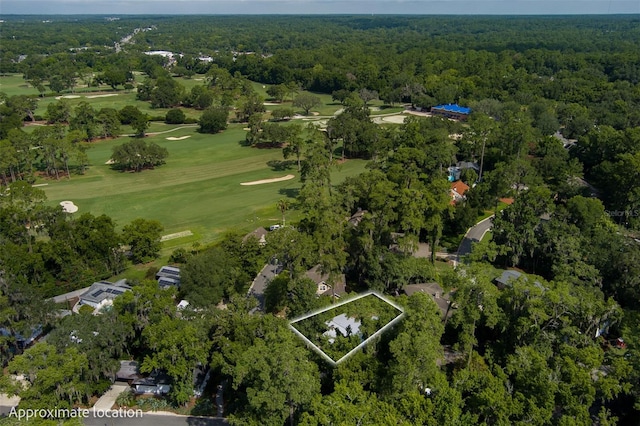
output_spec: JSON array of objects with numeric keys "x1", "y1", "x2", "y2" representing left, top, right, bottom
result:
[{"x1": 277, "y1": 199, "x2": 289, "y2": 227}]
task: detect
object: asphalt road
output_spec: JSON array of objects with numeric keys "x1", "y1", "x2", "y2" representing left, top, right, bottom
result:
[
  {"x1": 247, "y1": 262, "x2": 281, "y2": 311},
  {"x1": 457, "y1": 215, "x2": 494, "y2": 258},
  {"x1": 83, "y1": 412, "x2": 227, "y2": 426}
]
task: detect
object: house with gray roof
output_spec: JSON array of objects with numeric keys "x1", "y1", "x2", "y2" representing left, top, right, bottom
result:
[
  {"x1": 403, "y1": 283, "x2": 454, "y2": 319},
  {"x1": 243, "y1": 227, "x2": 268, "y2": 246},
  {"x1": 77, "y1": 280, "x2": 131, "y2": 311},
  {"x1": 156, "y1": 265, "x2": 181, "y2": 288},
  {"x1": 305, "y1": 265, "x2": 347, "y2": 298},
  {"x1": 494, "y1": 270, "x2": 545, "y2": 290}
]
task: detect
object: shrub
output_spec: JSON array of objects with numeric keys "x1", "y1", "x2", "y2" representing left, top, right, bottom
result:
[{"x1": 165, "y1": 108, "x2": 186, "y2": 124}]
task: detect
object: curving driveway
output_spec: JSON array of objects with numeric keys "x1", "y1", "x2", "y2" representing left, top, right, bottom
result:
[{"x1": 456, "y1": 215, "x2": 494, "y2": 262}]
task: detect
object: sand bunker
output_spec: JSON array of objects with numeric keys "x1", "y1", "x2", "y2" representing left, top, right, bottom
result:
[
  {"x1": 105, "y1": 159, "x2": 116, "y2": 165},
  {"x1": 55, "y1": 95, "x2": 81, "y2": 100},
  {"x1": 86, "y1": 94, "x2": 118, "y2": 99},
  {"x1": 166, "y1": 136, "x2": 191, "y2": 141},
  {"x1": 381, "y1": 115, "x2": 407, "y2": 124},
  {"x1": 160, "y1": 230, "x2": 193, "y2": 242},
  {"x1": 60, "y1": 201, "x2": 79, "y2": 213},
  {"x1": 263, "y1": 102, "x2": 281, "y2": 106},
  {"x1": 241, "y1": 174, "x2": 295, "y2": 186}
]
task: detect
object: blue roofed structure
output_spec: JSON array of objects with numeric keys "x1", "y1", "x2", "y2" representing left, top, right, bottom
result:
[{"x1": 431, "y1": 104, "x2": 471, "y2": 120}]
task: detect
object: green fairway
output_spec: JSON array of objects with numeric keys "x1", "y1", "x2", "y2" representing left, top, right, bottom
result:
[{"x1": 40, "y1": 124, "x2": 367, "y2": 244}]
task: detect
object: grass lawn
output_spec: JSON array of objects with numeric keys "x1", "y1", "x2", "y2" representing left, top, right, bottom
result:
[{"x1": 39, "y1": 124, "x2": 367, "y2": 245}]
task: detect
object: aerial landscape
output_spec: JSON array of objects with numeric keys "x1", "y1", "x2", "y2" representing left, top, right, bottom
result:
[{"x1": 0, "y1": 8, "x2": 639, "y2": 426}]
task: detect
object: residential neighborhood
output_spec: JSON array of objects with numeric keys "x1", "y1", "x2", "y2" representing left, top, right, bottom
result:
[{"x1": 1, "y1": 13, "x2": 639, "y2": 426}]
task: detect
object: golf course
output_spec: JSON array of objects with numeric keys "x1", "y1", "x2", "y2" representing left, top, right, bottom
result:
[{"x1": 37, "y1": 124, "x2": 367, "y2": 246}]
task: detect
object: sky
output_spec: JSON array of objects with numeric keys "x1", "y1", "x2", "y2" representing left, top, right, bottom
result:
[{"x1": 1, "y1": 0, "x2": 639, "y2": 15}]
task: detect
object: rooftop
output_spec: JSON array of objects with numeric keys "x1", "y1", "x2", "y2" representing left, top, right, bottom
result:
[
  {"x1": 79, "y1": 280, "x2": 131, "y2": 305},
  {"x1": 432, "y1": 104, "x2": 471, "y2": 115}
]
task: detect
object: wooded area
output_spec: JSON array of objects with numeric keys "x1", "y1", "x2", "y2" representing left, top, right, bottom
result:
[{"x1": 0, "y1": 14, "x2": 639, "y2": 425}]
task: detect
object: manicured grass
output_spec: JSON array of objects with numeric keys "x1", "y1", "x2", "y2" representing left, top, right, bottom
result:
[{"x1": 40, "y1": 124, "x2": 367, "y2": 245}]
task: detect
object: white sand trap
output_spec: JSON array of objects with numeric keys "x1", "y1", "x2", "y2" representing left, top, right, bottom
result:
[
  {"x1": 241, "y1": 174, "x2": 295, "y2": 186},
  {"x1": 381, "y1": 115, "x2": 407, "y2": 124},
  {"x1": 86, "y1": 94, "x2": 118, "y2": 99},
  {"x1": 55, "y1": 95, "x2": 81, "y2": 100},
  {"x1": 60, "y1": 201, "x2": 79, "y2": 213},
  {"x1": 105, "y1": 159, "x2": 116, "y2": 165},
  {"x1": 160, "y1": 230, "x2": 193, "y2": 242},
  {"x1": 166, "y1": 136, "x2": 191, "y2": 141},
  {"x1": 263, "y1": 102, "x2": 281, "y2": 105},
  {"x1": 31, "y1": 183, "x2": 49, "y2": 187}
]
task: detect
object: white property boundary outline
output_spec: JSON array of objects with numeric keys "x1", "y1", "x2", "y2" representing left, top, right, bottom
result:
[{"x1": 289, "y1": 290, "x2": 405, "y2": 366}]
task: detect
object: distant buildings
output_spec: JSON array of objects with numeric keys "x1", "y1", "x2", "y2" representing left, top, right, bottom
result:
[{"x1": 430, "y1": 104, "x2": 471, "y2": 121}]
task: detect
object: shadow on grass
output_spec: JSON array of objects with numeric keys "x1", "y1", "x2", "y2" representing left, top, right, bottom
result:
[
  {"x1": 279, "y1": 187, "x2": 299, "y2": 198},
  {"x1": 267, "y1": 159, "x2": 295, "y2": 171}
]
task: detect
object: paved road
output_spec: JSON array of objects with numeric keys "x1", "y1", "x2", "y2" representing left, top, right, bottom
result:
[
  {"x1": 247, "y1": 263, "x2": 280, "y2": 311},
  {"x1": 457, "y1": 215, "x2": 494, "y2": 260},
  {"x1": 83, "y1": 412, "x2": 227, "y2": 426}
]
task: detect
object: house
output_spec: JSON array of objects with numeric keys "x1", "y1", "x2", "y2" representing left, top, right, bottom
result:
[
  {"x1": 156, "y1": 266, "x2": 181, "y2": 288},
  {"x1": 0, "y1": 325, "x2": 43, "y2": 350},
  {"x1": 323, "y1": 313, "x2": 362, "y2": 344},
  {"x1": 403, "y1": 283, "x2": 454, "y2": 319},
  {"x1": 132, "y1": 371, "x2": 171, "y2": 395},
  {"x1": 430, "y1": 104, "x2": 471, "y2": 121},
  {"x1": 305, "y1": 265, "x2": 347, "y2": 298},
  {"x1": 450, "y1": 181, "x2": 470, "y2": 204},
  {"x1": 115, "y1": 360, "x2": 141, "y2": 383},
  {"x1": 448, "y1": 162, "x2": 479, "y2": 182},
  {"x1": 348, "y1": 209, "x2": 367, "y2": 227},
  {"x1": 494, "y1": 270, "x2": 545, "y2": 290},
  {"x1": 77, "y1": 280, "x2": 131, "y2": 311},
  {"x1": 243, "y1": 227, "x2": 268, "y2": 246}
]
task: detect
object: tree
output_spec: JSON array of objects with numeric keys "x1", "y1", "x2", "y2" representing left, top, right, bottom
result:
[
  {"x1": 46, "y1": 99, "x2": 71, "y2": 124},
  {"x1": 388, "y1": 292, "x2": 445, "y2": 397},
  {"x1": 4, "y1": 343, "x2": 91, "y2": 410},
  {"x1": 98, "y1": 66, "x2": 129, "y2": 90},
  {"x1": 69, "y1": 102, "x2": 98, "y2": 141},
  {"x1": 293, "y1": 93, "x2": 321, "y2": 115},
  {"x1": 122, "y1": 218, "x2": 163, "y2": 263},
  {"x1": 6, "y1": 95, "x2": 38, "y2": 122},
  {"x1": 150, "y1": 76, "x2": 184, "y2": 108},
  {"x1": 165, "y1": 108, "x2": 186, "y2": 124},
  {"x1": 271, "y1": 107, "x2": 295, "y2": 121},
  {"x1": 267, "y1": 84, "x2": 288, "y2": 103},
  {"x1": 111, "y1": 139, "x2": 168, "y2": 172},
  {"x1": 130, "y1": 113, "x2": 149, "y2": 138},
  {"x1": 277, "y1": 198, "x2": 289, "y2": 227},
  {"x1": 141, "y1": 316, "x2": 211, "y2": 406},
  {"x1": 198, "y1": 106, "x2": 228, "y2": 133},
  {"x1": 180, "y1": 246, "x2": 251, "y2": 306},
  {"x1": 229, "y1": 326, "x2": 320, "y2": 426},
  {"x1": 96, "y1": 108, "x2": 121, "y2": 139}
]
